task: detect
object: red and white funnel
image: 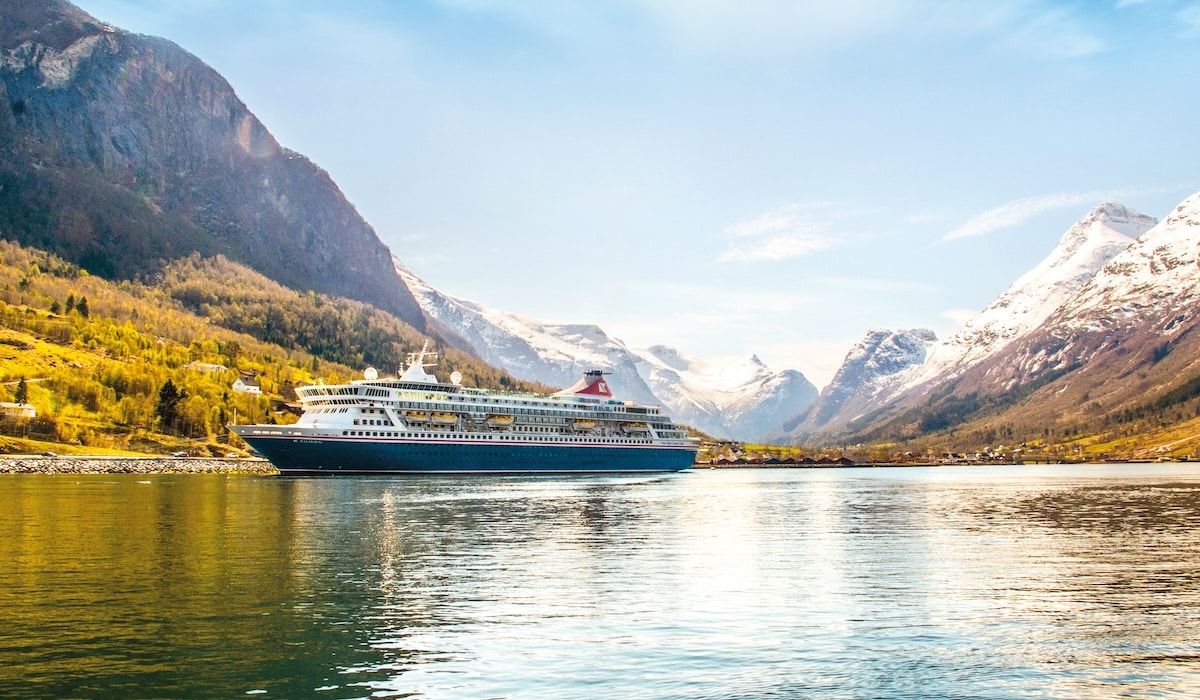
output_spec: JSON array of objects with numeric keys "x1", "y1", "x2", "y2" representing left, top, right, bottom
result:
[{"x1": 556, "y1": 370, "x2": 614, "y2": 398}]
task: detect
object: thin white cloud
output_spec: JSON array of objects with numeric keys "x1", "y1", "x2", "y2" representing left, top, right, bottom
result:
[
  {"x1": 942, "y1": 189, "x2": 1135, "y2": 241},
  {"x1": 718, "y1": 202, "x2": 843, "y2": 263}
]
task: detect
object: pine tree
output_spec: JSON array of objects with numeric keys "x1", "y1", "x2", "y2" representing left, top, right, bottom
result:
[
  {"x1": 76, "y1": 296, "x2": 89, "y2": 317},
  {"x1": 156, "y1": 379, "x2": 181, "y2": 430},
  {"x1": 65, "y1": 294, "x2": 75, "y2": 313},
  {"x1": 50, "y1": 300, "x2": 61, "y2": 314},
  {"x1": 14, "y1": 377, "x2": 28, "y2": 405}
]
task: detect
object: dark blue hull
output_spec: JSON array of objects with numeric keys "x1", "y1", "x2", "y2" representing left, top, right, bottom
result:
[{"x1": 242, "y1": 435, "x2": 697, "y2": 473}]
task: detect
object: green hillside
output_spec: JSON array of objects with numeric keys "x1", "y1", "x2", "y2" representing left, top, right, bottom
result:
[{"x1": 0, "y1": 240, "x2": 545, "y2": 455}]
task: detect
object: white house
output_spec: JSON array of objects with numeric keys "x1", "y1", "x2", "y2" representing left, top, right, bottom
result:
[
  {"x1": 0, "y1": 402, "x2": 36, "y2": 418},
  {"x1": 232, "y1": 377, "x2": 262, "y2": 395}
]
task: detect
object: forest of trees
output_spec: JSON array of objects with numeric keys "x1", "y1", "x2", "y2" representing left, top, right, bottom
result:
[{"x1": 0, "y1": 241, "x2": 541, "y2": 453}]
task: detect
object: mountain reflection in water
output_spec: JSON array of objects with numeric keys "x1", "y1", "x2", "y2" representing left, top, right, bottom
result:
[{"x1": 1, "y1": 465, "x2": 1198, "y2": 698}]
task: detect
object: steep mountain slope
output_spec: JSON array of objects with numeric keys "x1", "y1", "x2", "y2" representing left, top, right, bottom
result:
[
  {"x1": 0, "y1": 0, "x2": 426, "y2": 328},
  {"x1": 791, "y1": 202, "x2": 1155, "y2": 443},
  {"x1": 398, "y1": 262, "x2": 816, "y2": 439},
  {"x1": 1055, "y1": 193, "x2": 1200, "y2": 327},
  {"x1": 848, "y1": 191, "x2": 1200, "y2": 449},
  {"x1": 973, "y1": 191, "x2": 1200, "y2": 399},
  {"x1": 784, "y1": 328, "x2": 937, "y2": 440},
  {"x1": 903, "y1": 202, "x2": 1155, "y2": 390}
]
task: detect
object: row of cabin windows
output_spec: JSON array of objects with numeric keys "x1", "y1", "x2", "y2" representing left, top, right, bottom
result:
[
  {"x1": 308, "y1": 388, "x2": 657, "y2": 416},
  {"x1": 338, "y1": 431, "x2": 653, "y2": 444},
  {"x1": 451, "y1": 394, "x2": 657, "y2": 415},
  {"x1": 391, "y1": 399, "x2": 667, "y2": 423},
  {"x1": 341, "y1": 403, "x2": 666, "y2": 432},
  {"x1": 307, "y1": 401, "x2": 662, "y2": 424},
  {"x1": 354, "y1": 418, "x2": 392, "y2": 426},
  {"x1": 312, "y1": 401, "x2": 670, "y2": 433}
]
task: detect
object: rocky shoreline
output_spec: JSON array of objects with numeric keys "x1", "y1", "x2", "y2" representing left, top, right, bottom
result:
[{"x1": 0, "y1": 456, "x2": 279, "y2": 475}]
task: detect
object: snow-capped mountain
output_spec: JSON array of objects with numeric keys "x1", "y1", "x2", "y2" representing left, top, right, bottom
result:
[
  {"x1": 866, "y1": 190, "x2": 1200, "y2": 440},
  {"x1": 785, "y1": 328, "x2": 937, "y2": 440},
  {"x1": 397, "y1": 261, "x2": 660, "y2": 405},
  {"x1": 790, "y1": 202, "x2": 1157, "y2": 442},
  {"x1": 397, "y1": 261, "x2": 816, "y2": 440},
  {"x1": 634, "y1": 345, "x2": 817, "y2": 440},
  {"x1": 1054, "y1": 192, "x2": 1200, "y2": 328},
  {"x1": 975, "y1": 191, "x2": 1200, "y2": 392},
  {"x1": 901, "y1": 202, "x2": 1156, "y2": 390}
]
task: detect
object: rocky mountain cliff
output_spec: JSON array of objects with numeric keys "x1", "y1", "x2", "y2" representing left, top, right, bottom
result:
[
  {"x1": 783, "y1": 328, "x2": 937, "y2": 441},
  {"x1": 398, "y1": 262, "x2": 817, "y2": 440},
  {"x1": 0, "y1": 0, "x2": 426, "y2": 328},
  {"x1": 790, "y1": 202, "x2": 1157, "y2": 443}
]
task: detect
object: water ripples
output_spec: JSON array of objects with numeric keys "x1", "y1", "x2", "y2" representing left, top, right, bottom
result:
[{"x1": 1, "y1": 464, "x2": 1199, "y2": 697}]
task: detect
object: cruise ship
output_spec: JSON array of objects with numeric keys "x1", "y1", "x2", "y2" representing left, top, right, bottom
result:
[{"x1": 230, "y1": 345, "x2": 699, "y2": 473}]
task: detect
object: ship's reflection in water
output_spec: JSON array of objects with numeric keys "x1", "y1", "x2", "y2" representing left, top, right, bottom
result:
[{"x1": 2, "y1": 465, "x2": 1200, "y2": 697}]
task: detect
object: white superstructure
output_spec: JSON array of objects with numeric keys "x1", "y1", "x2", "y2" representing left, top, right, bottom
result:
[{"x1": 237, "y1": 343, "x2": 697, "y2": 449}]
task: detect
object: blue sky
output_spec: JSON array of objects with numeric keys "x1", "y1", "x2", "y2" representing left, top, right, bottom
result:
[{"x1": 78, "y1": 0, "x2": 1200, "y2": 386}]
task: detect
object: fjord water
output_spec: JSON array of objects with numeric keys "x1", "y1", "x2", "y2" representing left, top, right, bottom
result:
[{"x1": 2, "y1": 466, "x2": 1199, "y2": 698}]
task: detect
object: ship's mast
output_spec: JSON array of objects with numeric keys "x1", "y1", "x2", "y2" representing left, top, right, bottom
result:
[
  {"x1": 405, "y1": 340, "x2": 438, "y2": 371},
  {"x1": 401, "y1": 340, "x2": 440, "y2": 383}
]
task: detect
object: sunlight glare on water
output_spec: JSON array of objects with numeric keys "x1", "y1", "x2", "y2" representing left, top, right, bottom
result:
[{"x1": 1, "y1": 464, "x2": 1199, "y2": 698}]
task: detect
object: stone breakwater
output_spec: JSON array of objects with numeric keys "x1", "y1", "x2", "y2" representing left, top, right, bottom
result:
[{"x1": 0, "y1": 457, "x2": 279, "y2": 475}]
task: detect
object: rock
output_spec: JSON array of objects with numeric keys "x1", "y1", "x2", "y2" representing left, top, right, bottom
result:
[
  {"x1": 0, "y1": 456, "x2": 278, "y2": 474},
  {"x1": 0, "y1": 0, "x2": 427, "y2": 329}
]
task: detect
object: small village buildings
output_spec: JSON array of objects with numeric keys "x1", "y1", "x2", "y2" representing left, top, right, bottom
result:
[{"x1": 232, "y1": 376, "x2": 262, "y2": 395}]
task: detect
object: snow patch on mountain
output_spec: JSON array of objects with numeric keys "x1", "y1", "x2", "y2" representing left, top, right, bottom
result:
[
  {"x1": 1054, "y1": 192, "x2": 1200, "y2": 328},
  {"x1": 397, "y1": 260, "x2": 660, "y2": 405},
  {"x1": 634, "y1": 346, "x2": 817, "y2": 440},
  {"x1": 790, "y1": 202, "x2": 1156, "y2": 441},
  {"x1": 397, "y1": 260, "x2": 816, "y2": 440},
  {"x1": 902, "y1": 202, "x2": 1155, "y2": 390}
]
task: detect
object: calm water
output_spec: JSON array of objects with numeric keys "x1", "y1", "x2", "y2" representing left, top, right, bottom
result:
[{"x1": 2, "y1": 465, "x2": 1200, "y2": 698}]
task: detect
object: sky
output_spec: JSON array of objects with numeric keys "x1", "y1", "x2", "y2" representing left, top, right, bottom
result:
[{"x1": 77, "y1": 0, "x2": 1200, "y2": 387}]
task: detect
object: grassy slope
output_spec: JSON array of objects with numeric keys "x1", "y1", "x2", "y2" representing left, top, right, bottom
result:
[{"x1": 0, "y1": 240, "x2": 544, "y2": 455}]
